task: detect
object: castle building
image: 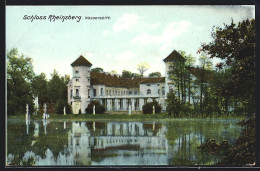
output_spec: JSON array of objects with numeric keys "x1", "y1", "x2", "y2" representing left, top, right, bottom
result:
[{"x1": 67, "y1": 50, "x2": 186, "y2": 114}]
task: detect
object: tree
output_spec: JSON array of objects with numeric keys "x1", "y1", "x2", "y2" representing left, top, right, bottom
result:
[
  {"x1": 110, "y1": 70, "x2": 117, "y2": 74},
  {"x1": 168, "y1": 51, "x2": 186, "y2": 103},
  {"x1": 54, "y1": 99, "x2": 73, "y2": 114},
  {"x1": 85, "y1": 100, "x2": 105, "y2": 114},
  {"x1": 122, "y1": 70, "x2": 141, "y2": 78},
  {"x1": 142, "y1": 101, "x2": 162, "y2": 114},
  {"x1": 122, "y1": 70, "x2": 132, "y2": 78},
  {"x1": 47, "y1": 70, "x2": 70, "y2": 105},
  {"x1": 131, "y1": 73, "x2": 142, "y2": 78},
  {"x1": 185, "y1": 54, "x2": 196, "y2": 104},
  {"x1": 137, "y1": 62, "x2": 150, "y2": 77},
  {"x1": 166, "y1": 91, "x2": 181, "y2": 117},
  {"x1": 149, "y1": 72, "x2": 161, "y2": 78},
  {"x1": 31, "y1": 73, "x2": 48, "y2": 105},
  {"x1": 197, "y1": 53, "x2": 213, "y2": 113},
  {"x1": 91, "y1": 67, "x2": 104, "y2": 73},
  {"x1": 199, "y1": 19, "x2": 255, "y2": 116},
  {"x1": 7, "y1": 48, "x2": 35, "y2": 115}
]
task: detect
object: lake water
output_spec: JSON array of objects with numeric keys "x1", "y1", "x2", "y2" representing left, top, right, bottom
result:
[{"x1": 6, "y1": 118, "x2": 242, "y2": 166}]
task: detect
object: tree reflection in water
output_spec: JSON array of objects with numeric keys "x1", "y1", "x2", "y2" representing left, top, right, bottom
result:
[{"x1": 6, "y1": 119, "x2": 242, "y2": 166}]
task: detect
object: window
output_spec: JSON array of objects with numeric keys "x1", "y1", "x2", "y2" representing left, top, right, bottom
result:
[
  {"x1": 93, "y1": 89, "x2": 96, "y2": 97},
  {"x1": 88, "y1": 89, "x2": 90, "y2": 98},
  {"x1": 134, "y1": 91, "x2": 137, "y2": 95},
  {"x1": 129, "y1": 91, "x2": 132, "y2": 95},
  {"x1": 113, "y1": 90, "x2": 114, "y2": 95},
  {"x1": 158, "y1": 89, "x2": 160, "y2": 95},
  {"x1": 147, "y1": 84, "x2": 150, "y2": 86},
  {"x1": 101, "y1": 88, "x2": 103, "y2": 96},
  {"x1": 121, "y1": 91, "x2": 123, "y2": 95},
  {"x1": 75, "y1": 70, "x2": 79, "y2": 77},
  {"x1": 106, "y1": 90, "x2": 108, "y2": 96},
  {"x1": 147, "y1": 89, "x2": 151, "y2": 95},
  {"x1": 70, "y1": 90, "x2": 73, "y2": 99},
  {"x1": 76, "y1": 89, "x2": 79, "y2": 96},
  {"x1": 109, "y1": 90, "x2": 111, "y2": 96},
  {"x1": 76, "y1": 79, "x2": 79, "y2": 82},
  {"x1": 162, "y1": 87, "x2": 165, "y2": 95},
  {"x1": 88, "y1": 78, "x2": 90, "y2": 82}
]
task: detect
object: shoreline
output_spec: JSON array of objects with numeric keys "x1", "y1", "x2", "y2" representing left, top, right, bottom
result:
[{"x1": 7, "y1": 113, "x2": 245, "y2": 122}]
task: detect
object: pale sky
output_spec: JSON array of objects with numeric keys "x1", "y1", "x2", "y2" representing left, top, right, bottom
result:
[{"x1": 6, "y1": 5, "x2": 255, "y2": 79}]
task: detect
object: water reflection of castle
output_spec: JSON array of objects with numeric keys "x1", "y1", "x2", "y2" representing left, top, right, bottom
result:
[{"x1": 67, "y1": 121, "x2": 171, "y2": 165}]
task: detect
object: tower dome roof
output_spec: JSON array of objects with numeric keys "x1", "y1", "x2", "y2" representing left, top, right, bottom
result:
[{"x1": 71, "y1": 55, "x2": 92, "y2": 67}]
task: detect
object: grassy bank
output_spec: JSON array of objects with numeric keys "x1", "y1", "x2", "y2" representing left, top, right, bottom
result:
[{"x1": 7, "y1": 113, "x2": 245, "y2": 122}]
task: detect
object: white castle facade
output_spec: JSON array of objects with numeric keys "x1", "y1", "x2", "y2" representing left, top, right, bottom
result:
[{"x1": 67, "y1": 50, "x2": 184, "y2": 114}]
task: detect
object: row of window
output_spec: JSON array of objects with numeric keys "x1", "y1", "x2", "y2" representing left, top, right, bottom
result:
[
  {"x1": 105, "y1": 90, "x2": 138, "y2": 96},
  {"x1": 70, "y1": 87, "x2": 166, "y2": 99},
  {"x1": 147, "y1": 88, "x2": 165, "y2": 95},
  {"x1": 70, "y1": 89, "x2": 80, "y2": 99},
  {"x1": 75, "y1": 78, "x2": 90, "y2": 82}
]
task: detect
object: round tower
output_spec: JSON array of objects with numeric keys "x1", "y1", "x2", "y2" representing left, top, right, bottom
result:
[
  {"x1": 163, "y1": 50, "x2": 186, "y2": 98},
  {"x1": 69, "y1": 55, "x2": 92, "y2": 114}
]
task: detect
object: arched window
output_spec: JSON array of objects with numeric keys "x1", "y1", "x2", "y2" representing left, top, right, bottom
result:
[
  {"x1": 147, "y1": 89, "x2": 151, "y2": 95},
  {"x1": 101, "y1": 88, "x2": 103, "y2": 96}
]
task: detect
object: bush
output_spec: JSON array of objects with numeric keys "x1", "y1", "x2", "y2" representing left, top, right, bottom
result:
[
  {"x1": 142, "y1": 101, "x2": 162, "y2": 114},
  {"x1": 85, "y1": 100, "x2": 105, "y2": 114},
  {"x1": 54, "y1": 99, "x2": 73, "y2": 114}
]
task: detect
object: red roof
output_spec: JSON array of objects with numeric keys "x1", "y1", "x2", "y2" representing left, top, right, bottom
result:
[
  {"x1": 90, "y1": 72, "x2": 165, "y2": 88},
  {"x1": 186, "y1": 66, "x2": 215, "y2": 81},
  {"x1": 71, "y1": 55, "x2": 92, "y2": 67},
  {"x1": 163, "y1": 50, "x2": 186, "y2": 62}
]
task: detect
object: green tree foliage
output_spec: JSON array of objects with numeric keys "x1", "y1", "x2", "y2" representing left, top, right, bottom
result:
[
  {"x1": 167, "y1": 50, "x2": 187, "y2": 103},
  {"x1": 185, "y1": 54, "x2": 196, "y2": 104},
  {"x1": 47, "y1": 70, "x2": 70, "y2": 113},
  {"x1": 142, "y1": 101, "x2": 162, "y2": 114},
  {"x1": 47, "y1": 70, "x2": 69, "y2": 104},
  {"x1": 7, "y1": 48, "x2": 35, "y2": 115},
  {"x1": 122, "y1": 70, "x2": 132, "y2": 78},
  {"x1": 166, "y1": 91, "x2": 181, "y2": 117},
  {"x1": 122, "y1": 70, "x2": 141, "y2": 78},
  {"x1": 85, "y1": 100, "x2": 105, "y2": 114},
  {"x1": 54, "y1": 99, "x2": 73, "y2": 114},
  {"x1": 149, "y1": 72, "x2": 161, "y2": 78},
  {"x1": 31, "y1": 73, "x2": 48, "y2": 105},
  {"x1": 91, "y1": 67, "x2": 104, "y2": 73},
  {"x1": 196, "y1": 54, "x2": 213, "y2": 113},
  {"x1": 200, "y1": 19, "x2": 255, "y2": 116}
]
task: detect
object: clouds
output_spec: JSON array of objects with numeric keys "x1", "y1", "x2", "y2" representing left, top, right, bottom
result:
[
  {"x1": 99, "y1": 15, "x2": 192, "y2": 75},
  {"x1": 7, "y1": 6, "x2": 255, "y2": 79},
  {"x1": 113, "y1": 13, "x2": 139, "y2": 32},
  {"x1": 131, "y1": 20, "x2": 191, "y2": 52},
  {"x1": 103, "y1": 13, "x2": 160, "y2": 36},
  {"x1": 107, "y1": 51, "x2": 137, "y2": 73}
]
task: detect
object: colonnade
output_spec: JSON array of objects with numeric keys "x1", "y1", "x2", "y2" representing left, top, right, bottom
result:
[{"x1": 95, "y1": 97, "x2": 157, "y2": 111}]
